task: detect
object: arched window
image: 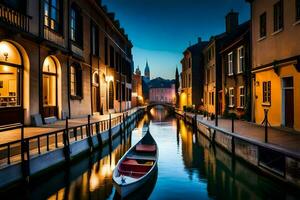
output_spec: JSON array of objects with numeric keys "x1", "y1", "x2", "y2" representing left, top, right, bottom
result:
[
  {"x1": 70, "y1": 63, "x2": 82, "y2": 99},
  {"x1": 0, "y1": 41, "x2": 22, "y2": 109},
  {"x1": 109, "y1": 81, "x2": 114, "y2": 109}
]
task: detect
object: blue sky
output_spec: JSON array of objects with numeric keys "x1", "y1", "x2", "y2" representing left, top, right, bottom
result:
[{"x1": 102, "y1": 0, "x2": 250, "y2": 79}]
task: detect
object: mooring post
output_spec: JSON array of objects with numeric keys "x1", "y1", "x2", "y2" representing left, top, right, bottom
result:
[
  {"x1": 231, "y1": 116, "x2": 234, "y2": 133},
  {"x1": 21, "y1": 124, "x2": 30, "y2": 181},
  {"x1": 264, "y1": 109, "x2": 269, "y2": 143},
  {"x1": 87, "y1": 114, "x2": 93, "y2": 152},
  {"x1": 63, "y1": 117, "x2": 70, "y2": 161}
]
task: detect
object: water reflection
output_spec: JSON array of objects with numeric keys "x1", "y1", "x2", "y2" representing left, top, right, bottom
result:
[{"x1": 1, "y1": 108, "x2": 300, "y2": 200}]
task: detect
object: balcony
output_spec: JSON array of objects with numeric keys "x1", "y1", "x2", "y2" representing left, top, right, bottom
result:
[{"x1": 0, "y1": 3, "x2": 31, "y2": 32}]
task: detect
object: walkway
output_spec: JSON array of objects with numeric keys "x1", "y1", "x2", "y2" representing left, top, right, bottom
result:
[
  {"x1": 0, "y1": 108, "x2": 138, "y2": 145},
  {"x1": 183, "y1": 112, "x2": 300, "y2": 154}
]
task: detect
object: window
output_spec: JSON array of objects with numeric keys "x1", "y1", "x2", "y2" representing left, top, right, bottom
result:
[
  {"x1": 207, "y1": 68, "x2": 210, "y2": 83},
  {"x1": 91, "y1": 23, "x2": 99, "y2": 56},
  {"x1": 122, "y1": 83, "x2": 125, "y2": 101},
  {"x1": 237, "y1": 46, "x2": 245, "y2": 73},
  {"x1": 229, "y1": 88, "x2": 234, "y2": 107},
  {"x1": 296, "y1": 0, "x2": 300, "y2": 21},
  {"x1": 108, "y1": 81, "x2": 114, "y2": 109},
  {"x1": 70, "y1": 6, "x2": 83, "y2": 46},
  {"x1": 239, "y1": 86, "x2": 245, "y2": 108},
  {"x1": 70, "y1": 64, "x2": 82, "y2": 98},
  {"x1": 211, "y1": 92, "x2": 214, "y2": 106},
  {"x1": 110, "y1": 46, "x2": 115, "y2": 68},
  {"x1": 116, "y1": 81, "x2": 120, "y2": 101},
  {"x1": 260, "y1": 12, "x2": 267, "y2": 38},
  {"x1": 188, "y1": 74, "x2": 191, "y2": 87},
  {"x1": 44, "y1": 0, "x2": 61, "y2": 32},
  {"x1": 209, "y1": 92, "x2": 211, "y2": 105},
  {"x1": 263, "y1": 81, "x2": 271, "y2": 104},
  {"x1": 0, "y1": 65, "x2": 20, "y2": 108},
  {"x1": 274, "y1": 0, "x2": 283, "y2": 32},
  {"x1": 228, "y1": 52, "x2": 233, "y2": 75}
]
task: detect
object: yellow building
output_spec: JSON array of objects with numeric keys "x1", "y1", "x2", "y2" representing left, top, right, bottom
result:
[{"x1": 248, "y1": 0, "x2": 300, "y2": 131}]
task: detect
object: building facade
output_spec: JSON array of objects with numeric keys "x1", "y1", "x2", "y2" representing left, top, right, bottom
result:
[
  {"x1": 132, "y1": 66, "x2": 143, "y2": 107},
  {"x1": 180, "y1": 38, "x2": 208, "y2": 110},
  {"x1": 247, "y1": 0, "x2": 300, "y2": 131},
  {"x1": 149, "y1": 78, "x2": 175, "y2": 104},
  {"x1": 220, "y1": 20, "x2": 251, "y2": 119},
  {"x1": 0, "y1": 0, "x2": 133, "y2": 126}
]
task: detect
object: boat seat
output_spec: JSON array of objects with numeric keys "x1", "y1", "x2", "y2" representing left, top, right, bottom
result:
[
  {"x1": 118, "y1": 168, "x2": 147, "y2": 178},
  {"x1": 135, "y1": 144, "x2": 156, "y2": 152}
]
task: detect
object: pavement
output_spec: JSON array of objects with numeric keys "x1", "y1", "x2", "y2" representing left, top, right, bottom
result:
[
  {"x1": 183, "y1": 111, "x2": 300, "y2": 154},
  {"x1": 0, "y1": 108, "x2": 139, "y2": 145}
]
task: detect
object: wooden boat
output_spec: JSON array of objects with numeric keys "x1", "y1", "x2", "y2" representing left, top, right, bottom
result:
[{"x1": 113, "y1": 126, "x2": 158, "y2": 197}]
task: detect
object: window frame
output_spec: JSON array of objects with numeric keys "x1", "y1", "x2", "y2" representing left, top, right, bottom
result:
[
  {"x1": 229, "y1": 87, "x2": 234, "y2": 108},
  {"x1": 70, "y1": 5, "x2": 83, "y2": 47},
  {"x1": 260, "y1": 12, "x2": 267, "y2": 38},
  {"x1": 273, "y1": 0, "x2": 284, "y2": 32},
  {"x1": 296, "y1": 0, "x2": 300, "y2": 21},
  {"x1": 262, "y1": 81, "x2": 271, "y2": 105},
  {"x1": 91, "y1": 22, "x2": 99, "y2": 56},
  {"x1": 237, "y1": 46, "x2": 244, "y2": 74},
  {"x1": 44, "y1": 0, "x2": 62, "y2": 33},
  {"x1": 70, "y1": 64, "x2": 83, "y2": 99},
  {"x1": 228, "y1": 52, "x2": 233, "y2": 76},
  {"x1": 239, "y1": 86, "x2": 245, "y2": 108}
]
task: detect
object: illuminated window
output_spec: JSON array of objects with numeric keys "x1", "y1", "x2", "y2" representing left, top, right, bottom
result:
[
  {"x1": 44, "y1": 0, "x2": 61, "y2": 32},
  {"x1": 274, "y1": 0, "x2": 283, "y2": 32},
  {"x1": 237, "y1": 46, "x2": 244, "y2": 73},
  {"x1": 229, "y1": 87, "x2": 234, "y2": 107},
  {"x1": 0, "y1": 65, "x2": 19, "y2": 108},
  {"x1": 263, "y1": 81, "x2": 271, "y2": 104},
  {"x1": 228, "y1": 52, "x2": 233, "y2": 75}
]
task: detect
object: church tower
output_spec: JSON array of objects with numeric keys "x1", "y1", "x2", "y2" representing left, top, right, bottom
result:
[{"x1": 144, "y1": 60, "x2": 150, "y2": 80}]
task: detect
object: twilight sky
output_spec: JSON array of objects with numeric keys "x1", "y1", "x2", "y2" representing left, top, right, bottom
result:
[{"x1": 102, "y1": 0, "x2": 250, "y2": 79}]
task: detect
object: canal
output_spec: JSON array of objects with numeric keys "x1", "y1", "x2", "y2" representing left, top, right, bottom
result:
[{"x1": 1, "y1": 107, "x2": 300, "y2": 199}]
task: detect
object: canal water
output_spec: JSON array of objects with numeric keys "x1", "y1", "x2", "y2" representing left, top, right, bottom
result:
[{"x1": 1, "y1": 107, "x2": 300, "y2": 200}]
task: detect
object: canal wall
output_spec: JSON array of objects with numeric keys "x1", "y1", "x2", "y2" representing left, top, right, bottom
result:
[
  {"x1": 175, "y1": 111, "x2": 300, "y2": 188},
  {"x1": 0, "y1": 108, "x2": 145, "y2": 189}
]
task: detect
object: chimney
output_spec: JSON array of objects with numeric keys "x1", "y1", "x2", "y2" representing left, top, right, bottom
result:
[
  {"x1": 226, "y1": 10, "x2": 239, "y2": 34},
  {"x1": 198, "y1": 37, "x2": 202, "y2": 44}
]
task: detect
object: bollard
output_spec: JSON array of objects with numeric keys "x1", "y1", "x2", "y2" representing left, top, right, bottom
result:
[
  {"x1": 63, "y1": 117, "x2": 70, "y2": 161},
  {"x1": 231, "y1": 116, "x2": 234, "y2": 133},
  {"x1": 87, "y1": 115, "x2": 93, "y2": 152},
  {"x1": 264, "y1": 109, "x2": 269, "y2": 143},
  {"x1": 21, "y1": 125, "x2": 30, "y2": 182}
]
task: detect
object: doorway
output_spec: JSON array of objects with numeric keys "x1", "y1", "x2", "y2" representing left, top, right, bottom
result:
[
  {"x1": 282, "y1": 77, "x2": 294, "y2": 128},
  {"x1": 42, "y1": 56, "x2": 58, "y2": 118}
]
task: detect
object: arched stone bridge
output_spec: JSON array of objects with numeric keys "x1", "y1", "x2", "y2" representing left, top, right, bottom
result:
[{"x1": 147, "y1": 102, "x2": 175, "y2": 112}]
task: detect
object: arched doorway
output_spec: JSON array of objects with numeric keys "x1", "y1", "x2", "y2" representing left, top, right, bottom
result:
[
  {"x1": 108, "y1": 81, "x2": 114, "y2": 109},
  {"x1": 0, "y1": 41, "x2": 24, "y2": 125},
  {"x1": 42, "y1": 56, "x2": 58, "y2": 118},
  {"x1": 92, "y1": 71, "x2": 100, "y2": 113}
]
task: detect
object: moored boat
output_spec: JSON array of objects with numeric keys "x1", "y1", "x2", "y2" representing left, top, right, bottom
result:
[{"x1": 112, "y1": 125, "x2": 158, "y2": 197}]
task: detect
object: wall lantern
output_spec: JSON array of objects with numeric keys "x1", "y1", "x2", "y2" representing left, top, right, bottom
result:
[{"x1": 3, "y1": 52, "x2": 8, "y2": 61}]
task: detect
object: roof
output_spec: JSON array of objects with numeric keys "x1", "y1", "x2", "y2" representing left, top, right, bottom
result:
[
  {"x1": 184, "y1": 41, "x2": 209, "y2": 55},
  {"x1": 149, "y1": 77, "x2": 175, "y2": 89}
]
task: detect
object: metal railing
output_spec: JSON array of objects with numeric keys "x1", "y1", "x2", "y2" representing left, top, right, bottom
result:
[
  {"x1": 0, "y1": 107, "x2": 145, "y2": 168},
  {"x1": 0, "y1": 4, "x2": 31, "y2": 32},
  {"x1": 176, "y1": 111, "x2": 300, "y2": 185}
]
